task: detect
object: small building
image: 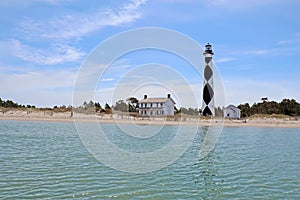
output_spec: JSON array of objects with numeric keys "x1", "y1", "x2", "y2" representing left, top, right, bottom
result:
[
  {"x1": 138, "y1": 94, "x2": 175, "y2": 116},
  {"x1": 223, "y1": 105, "x2": 241, "y2": 119}
]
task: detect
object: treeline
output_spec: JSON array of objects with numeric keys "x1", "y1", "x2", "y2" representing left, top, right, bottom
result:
[
  {"x1": 2, "y1": 97, "x2": 300, "y2": 117},
  {"x1": 78, "y1": 100, "x2": 112, "y2": 114},
  {"x1": 0, "y1": 98, "x2": 36, "y2": 108},
  {"x1": 238, "y1": 99, "x2": 300, "y2": 117},
  {"x1": 78, "y1": 99, "x2": 203, "y2": 116},
  {"x1": 175, "y1": 107, "x2": 201, "y2": 116}
]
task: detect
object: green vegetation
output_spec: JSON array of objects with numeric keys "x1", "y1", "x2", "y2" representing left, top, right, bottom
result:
[
  {"x1": 126, "y1": 97, "x2": 139, "y2": 112},
  {"x1": 1, "y1": 97, "x2": 300, "y2": 118},
  {"x1": 113, "y1": 97, "x2": 139, "y2": 113},
  {"x1": 77, "y1": 100, "x2": 111, "y2": 114},
  {"x1": 176, "y1": 107, "x2": 201, "y2": 116},
  {"x1": 113, "y1": 100, "x2": 128, "y2": 112},
  {"x1": 238, "y1": 99, "x2": 300, "y2": 117},
  {"x1": 0, "y1": 98, "x2": 35, "y2": 108}
]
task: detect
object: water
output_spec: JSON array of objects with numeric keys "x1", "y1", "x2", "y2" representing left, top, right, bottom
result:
[{"x1": 0, "y1": 120, "x2": 299, "y2": 199}]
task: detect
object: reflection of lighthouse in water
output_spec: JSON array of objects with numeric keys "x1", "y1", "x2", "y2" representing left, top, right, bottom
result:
[{"x1": 202, "y1": 43, "x2": 215, "y2": 116}]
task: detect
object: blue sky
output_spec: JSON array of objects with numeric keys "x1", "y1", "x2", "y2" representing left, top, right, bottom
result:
[{"x1": 0, "y1": 0, "x2": 300, "y2": 108}]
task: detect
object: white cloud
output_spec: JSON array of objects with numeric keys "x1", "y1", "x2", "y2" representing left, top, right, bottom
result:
[
  {"x1": 12, "y1": 0, "x2": 147, "y2": 65},
  {"x1": 277, "y1": 40, "x2": 293, "y2": 45},
  {"x1": 205, "y1": 0, "x2": 283, "y2": 10},
  {"x1": 19, "y1": 0, "x2": 147, "y2": 41},
  {"x1": 0, "y1": 0, "x2": 77, "y2": 7},
  {"x1": 242, "y1": 49, "x2": 272, "y2": 56},
  {"x1": 0, "y1": 66, "x2": 78, "y2": 107},
  {"x1": 277, "y1": 33, "x2": 300, "y2": 46},
  {"x1": 215, "y1": 57, "x2": 236, "y2": 63},
  {"x1": 101, "y1": 78, "x2": 115, "y2": 82},
  {"x1": 223, "y1": 78, "x2": 300, "y2": 106},
  {"x1": 0, "y1": 67, "x2": 76, "y2": 91},
  {"x1": 11, "y1": 39, "x2": 85, "y2": 65},
  {"x1": 224, "y1": 45, "x2": 300, "y2": 58},
  {"x1": 158, "y1": 0, "x2": 197, "y2": 3}
]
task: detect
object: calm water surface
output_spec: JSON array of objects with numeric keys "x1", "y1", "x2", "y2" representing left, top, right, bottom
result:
[{"x1": 0, "y1": 120, "x2": 299, "y2": 199}]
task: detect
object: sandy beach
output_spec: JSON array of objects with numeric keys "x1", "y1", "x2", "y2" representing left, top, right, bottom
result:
[{"x1": 1, "y1": 109, "x2": 300, "y2": 128}]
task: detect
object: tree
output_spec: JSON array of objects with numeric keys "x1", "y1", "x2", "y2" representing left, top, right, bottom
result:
[
  {"x1": 266, "y1": 101, "x2": 280, "y2": 115},
  {"x1": 179, "y1": 107, "x2": 200, "y2": 116},
  {"x1": 174, "y1": 106, "x2": 179, "y2": 114},
  {"x1": 114, "y1": 100, "x2": 128, "y2": 112},
  {"x1": 82, "y1": 101, "x2": 88, "y2": 109},
  {"x1": 279, "y1": 99, "x2": 299, "y2": 116},
  {"x1": 94, "y1": 102, "x2": 102, "y2": 112},
  {"x1": 238, "y1": 103, "x2": 251, "y2": 117},
  {"x1": 104, "y1": 103, "x2": 112, "y2": 114},
  {"x1": 297, "y1": 104, "x2": 300, "y2": 116},
  {"x1": 215, "y1": 107, "x2": 223, "y2": 117},
  {"x1": 126, "y1": 97, "x2": 139, "y2": 106},
  {"x1": 126, "y1": 97, "x2": 139, "y2": 112},
  {"x1": 88, "y1": 100, "x2": 94, "y2": 108},
  {"x1": 250, "y1": 101, "x2": 280, "y2": 115}
]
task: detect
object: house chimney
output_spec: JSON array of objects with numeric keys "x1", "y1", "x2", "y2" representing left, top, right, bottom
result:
[
  {"x1": 167, "y1": 94, "x2": 171, "y2": 98},
  {"x1": 144, "y1": 95, "x2": 147, "y2": 99}
]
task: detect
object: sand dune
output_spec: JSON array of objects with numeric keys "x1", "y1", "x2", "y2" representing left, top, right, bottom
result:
[{"x1": 1, "y1": 109, "x2": 300, "y2": 128}]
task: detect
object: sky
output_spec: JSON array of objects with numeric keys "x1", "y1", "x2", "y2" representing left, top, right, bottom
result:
[{"x1": 0, "y1": 0, "x2": 300, "y2": 108}]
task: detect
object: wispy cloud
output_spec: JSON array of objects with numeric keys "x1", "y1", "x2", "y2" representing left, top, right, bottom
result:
[
  {"x1": 226, "y1": 46, "x2": 300, "y2": 58},
  {"x1": 0, "y1": 0, "x2": 71, "y2": 7},
  {"x1": 0, "y1": 66, "x2": 77, "y2": 106},
  {"x1": 224, "y1": 78, "x2": 300, "y2": 105},
  {"x1": 0, "y1": 65, "x2": 76, "y2": 90},
  {"x1": 241, "y1": 49, "x2": 272, "y2": 56},
  {"x1": 276, "y1": 33, "x2": 300, "y2": 46},
  {"x1": 13, "y1": 0, "x2": 147, "y2": 65},
  {"x1": 11, "y1": 39, "x2": 85, "y2": 65},
  {"x1": 158, "y1": 0, "x2": 198, "y2": 3},
  {"x1": 205, "y1": 0, "x2": 284, "y2": 10},
  {"x1": 18, "y1": 0, "x2": 147, "y2": 41},
  {"x1": 277, "y1": 40, "x2": 294, "y2": 45},
  {"x1": 215, "y1": 57, "x2": 236, "y2": 63},
  {"x1": 101, "y1": 78, "x2": 115, "y2": 82}
]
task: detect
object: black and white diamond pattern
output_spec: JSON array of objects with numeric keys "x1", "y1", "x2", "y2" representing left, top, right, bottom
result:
[{"x1": 202, "y1": 54, "x2": 215, "y2": 116}]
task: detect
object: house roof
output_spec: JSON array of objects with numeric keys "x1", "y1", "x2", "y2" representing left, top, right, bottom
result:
[
  {"x1": 225, "y1": 105, "x2": 240, "y2": 111},
  {"x1": 139, "y1": 98, "x2": 176, "y2": 104}
]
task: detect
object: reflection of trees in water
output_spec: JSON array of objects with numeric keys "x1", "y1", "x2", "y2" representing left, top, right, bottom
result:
[{"x1": 191, "y1": 127, "x2": 224, "y2": 199}]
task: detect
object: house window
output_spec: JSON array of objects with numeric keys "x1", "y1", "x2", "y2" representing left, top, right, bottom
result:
[
  {"x1": 140, "y1": 103, "x2": 143, "y2": 108},
  {"x1": 150, "y1": 103, "x2": 153, "y2": 107},
  {"x1": 150, "y1": 111, "x2": 152, "y2": 115},
  {"x1": 157, "y1": 103, "x2": 159, "y2": 107},
  {"x1": 162, "y1": 110, "x2": 164, "y2": 115},
  {"x1": 161, "y1": 103, "x2": 163, "y2": 107}
]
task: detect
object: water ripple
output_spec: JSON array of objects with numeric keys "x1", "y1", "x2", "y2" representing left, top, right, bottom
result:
[{"x1": 0, "y1": 121, "x2": 299, "y2": 199}]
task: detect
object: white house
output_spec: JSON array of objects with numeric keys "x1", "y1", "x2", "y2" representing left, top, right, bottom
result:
[
  {"x1": 224, "y1": 105, "x2": 241, "y2": 119},
  {"x1": 138, "y1": 94, "x2": 175, "y2": 116}
]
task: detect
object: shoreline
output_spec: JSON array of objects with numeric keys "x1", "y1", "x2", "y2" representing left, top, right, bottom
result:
[{"x1": 1, "y1": 112, "x2": 300, "y2": 128}]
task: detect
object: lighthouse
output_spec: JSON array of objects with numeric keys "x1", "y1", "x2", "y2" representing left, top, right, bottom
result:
[{"x1": 202, "y1": 43, "x2": 215, "y2": 116}]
